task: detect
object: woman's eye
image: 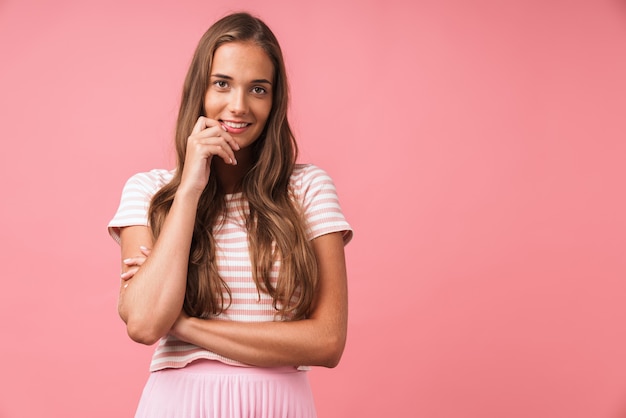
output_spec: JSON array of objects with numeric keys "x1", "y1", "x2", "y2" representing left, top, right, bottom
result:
[
  {"x1": 214, "y1": 80, "x2": 228, "y2": 88},
  {"x1": 252, "y1": 86, "x2": 266, "y2": 94}
]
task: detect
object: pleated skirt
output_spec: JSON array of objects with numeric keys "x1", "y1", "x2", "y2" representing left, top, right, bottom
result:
[{"x1": 134, "y1": 359, "x2": 317, "y2": 418}]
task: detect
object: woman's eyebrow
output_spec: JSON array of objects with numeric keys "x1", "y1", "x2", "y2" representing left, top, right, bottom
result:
[
  {"x1": 251, "y1": 78, "x2": 272, "y2": 85},
  {"x1": 211, "y1": 73, "x2": 233, "y2": 80},
  {"x1": 211, "y1": 73, "x2": 272, "y2": 85}
]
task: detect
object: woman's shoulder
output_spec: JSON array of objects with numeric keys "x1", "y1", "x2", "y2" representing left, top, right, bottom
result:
[
  {"x1": 124, "y1": 168, "x2": 175, "y2": 191},
  {"x1": 290, "y1": 163, "x2": 333, "y2": 187},
  {"x1": 290, "y1": 164, "x2": 342, "y2": 203}
]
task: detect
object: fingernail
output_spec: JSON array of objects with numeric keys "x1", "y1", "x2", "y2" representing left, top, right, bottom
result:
[
  {"x1": 221, "y1": 124, "x2": 228, "y2": 132},
  {"x1": 123, "y1": 258, "x2": 132, "y2": 264},
  {"x1": 140, "y1": 246, "x2": 148, "y2": 251},
  {"x1": 233, "y1": 158, "x2": 238, "y2": 165}
]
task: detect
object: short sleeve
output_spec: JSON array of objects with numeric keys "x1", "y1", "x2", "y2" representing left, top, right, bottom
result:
[
  {"x1": 107, "y1": 169, "x2": 174, "y2": 244},
  {"x1": 294, "y1": 165, "x2": 353, "y2": 245}
]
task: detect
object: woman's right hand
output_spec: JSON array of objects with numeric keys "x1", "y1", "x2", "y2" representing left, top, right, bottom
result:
[{"x1": 179, "y1": 116, "x2": 240, "y2": 196}]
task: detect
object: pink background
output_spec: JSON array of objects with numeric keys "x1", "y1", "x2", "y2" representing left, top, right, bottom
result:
[{"x1": 1, "y1": 0, "x2": 625, "y2": 417}]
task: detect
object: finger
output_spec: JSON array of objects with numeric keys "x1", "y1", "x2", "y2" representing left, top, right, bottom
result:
[
  {"x1": 190, "y1": 117, "x2": 208, "y2": 136},
  {"x1": 121, "y1": 267, "x2": 139, "y2": 281},
  {"x1": 191, "y1": 117, "x2": 227, "y2": 137},
  {"x1": 140, "y1": 246, "x2": 152, "y2": 256},
  {"x1": 218, "y1": 123, "x2": 241, "y2": 151},
  {"x1": 194, "y1": 139, "x2": 238, "y2": 165},
  {"x1": 193, "y1": 121, "x2": 240, "y2": 152},
  {"x1": 217, "y1": 130, "x2": 240, "y2": 152},
  {"x1": 215, "y1": 141, "x2": 238, "y2": 165},
  {"x1": 194, "y1": 123, "x2": 235, "y2": 143},
  {"x1": 226, "y1": 134, "x2": 240, "y2": 151},
  {"x1": 191, "y1": 116, "x2": 222, "y2": 136},
  {"x1": 210, "y1": 143, "x2": 238, "y2": 165},
  {"x1": 123, "y1": 256, "x2": 147, "y2": 267},
  {"x1": 189, "y1": 131, "x2": 236, "y2": 162}
]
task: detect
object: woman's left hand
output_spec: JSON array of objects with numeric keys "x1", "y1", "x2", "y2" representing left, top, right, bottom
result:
[{"x1": 121, "y1": 246, "x2": 151, "y2": 281}]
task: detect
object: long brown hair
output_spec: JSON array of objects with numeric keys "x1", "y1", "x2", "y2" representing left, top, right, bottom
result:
[{"x1": 148, "y1": 12, "x2": 317, "y2": 320}]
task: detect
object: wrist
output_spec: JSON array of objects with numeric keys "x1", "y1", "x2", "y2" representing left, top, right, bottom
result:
[
  {"x1": 174, "y1": 186, "x2": 204, "y2": 204},
  {"x1": 170, "y1": 314, "x2": 193, "y2": 340}
]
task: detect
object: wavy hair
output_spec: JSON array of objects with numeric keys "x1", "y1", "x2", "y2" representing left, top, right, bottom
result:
[{"x1": 148, "y1": 12, "x2": 317, "y2": 320}]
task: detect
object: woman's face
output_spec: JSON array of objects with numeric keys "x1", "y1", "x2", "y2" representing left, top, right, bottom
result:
[{"x1": 204, "y1": 41, "x2": 274, "y2": 151}]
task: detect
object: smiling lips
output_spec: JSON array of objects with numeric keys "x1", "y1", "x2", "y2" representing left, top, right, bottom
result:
[{"x1": 221, "y1": 120, "x2": 251, "y2": 133}]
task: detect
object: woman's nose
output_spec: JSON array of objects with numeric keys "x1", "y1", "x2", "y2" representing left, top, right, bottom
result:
[{"x1": 228, "y1": 90, "x2": 248, "y2": 115}]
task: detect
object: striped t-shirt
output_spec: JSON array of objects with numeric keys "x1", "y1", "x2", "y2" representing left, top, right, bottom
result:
[{"x1": 108, "y1": 164, "x2": 353, "y2": 371}]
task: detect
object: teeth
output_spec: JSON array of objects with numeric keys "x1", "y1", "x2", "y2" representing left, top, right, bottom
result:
[{"x1": 224, "y1": 121, "x2": 248, "y2": 129}]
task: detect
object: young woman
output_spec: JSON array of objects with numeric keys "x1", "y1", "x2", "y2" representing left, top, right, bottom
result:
[{"x1": 108, "y1": 12, "x2": 353, "y2": 418}]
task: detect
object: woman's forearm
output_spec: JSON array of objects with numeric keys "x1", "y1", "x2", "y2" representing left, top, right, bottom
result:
[
  {"x1": 119, "y1": 191, "x2": 200, "y2": 345},
  {"x1": 172, "y1": 315, "x2": 347, "y2": 368},
  {"x1": 170, "y1": 232, "x2": 350, "y2": 367}
]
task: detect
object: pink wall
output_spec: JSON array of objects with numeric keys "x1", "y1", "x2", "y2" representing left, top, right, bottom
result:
[{"x1": 1, "y1": 0, "x2": 625, "y2": 417}]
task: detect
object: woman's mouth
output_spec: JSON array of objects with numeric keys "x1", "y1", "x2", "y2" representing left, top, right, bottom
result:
[{"x1": 220, "y1": 120, "x2": 251, "y2": 133}]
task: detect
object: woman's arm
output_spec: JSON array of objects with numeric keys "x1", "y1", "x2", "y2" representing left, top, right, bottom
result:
[
  {"x1": 118, "y1": 191, "x2": 199, "y2": 345},
  {"x1": 117, "y1": 117, "x2": 239, "y2": 345},
  {"x1": 170, "y1": 231, "x2": 349, "y2": 368}
]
